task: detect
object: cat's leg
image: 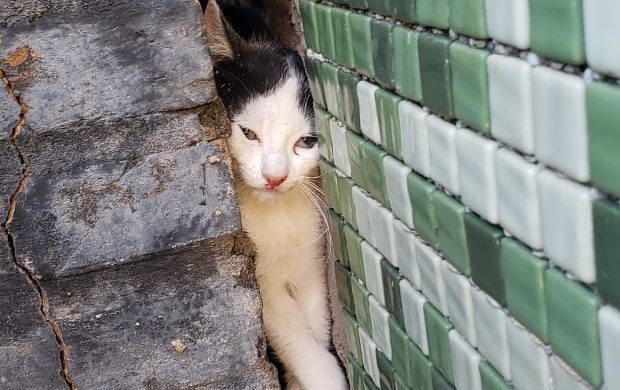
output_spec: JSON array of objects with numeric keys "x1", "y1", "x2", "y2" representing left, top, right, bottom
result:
[
  {"x1": 261, "y1": 285, "x2": 348, "y2": 390},
  {"x1": 297, "y1": 276, "x2": 331, "y2": 348}
]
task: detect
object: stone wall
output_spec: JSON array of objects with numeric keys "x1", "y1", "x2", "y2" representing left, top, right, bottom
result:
[{"x1": 0, "y1": 1, "x2": 278, "y2": 388}]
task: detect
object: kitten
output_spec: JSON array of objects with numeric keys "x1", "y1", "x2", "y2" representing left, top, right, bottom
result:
[{"x1": 203, "y1": 1, "x2": 348, "y2": 389}]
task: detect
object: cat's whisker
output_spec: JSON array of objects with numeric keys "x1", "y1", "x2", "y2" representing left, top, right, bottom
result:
[{"x1": 299, "y1": 182, "x2": 333, "y2": 259}]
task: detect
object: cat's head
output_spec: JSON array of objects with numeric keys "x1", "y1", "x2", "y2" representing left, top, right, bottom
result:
[{"x1": 204, "y1": 0, "x2": 317, "y2": 201}]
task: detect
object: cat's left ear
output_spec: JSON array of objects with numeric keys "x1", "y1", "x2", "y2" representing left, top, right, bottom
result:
[{"x1": 204, "y1": 0, "x2": 243, "y2": 63}]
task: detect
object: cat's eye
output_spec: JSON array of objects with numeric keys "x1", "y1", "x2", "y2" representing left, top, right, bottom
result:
[
  {"x1": 240, "y1": 126, "x2": 258, "y2": 141},
  {"x1": 295, "y1": 136, "x2": 318, "y2": 149}
]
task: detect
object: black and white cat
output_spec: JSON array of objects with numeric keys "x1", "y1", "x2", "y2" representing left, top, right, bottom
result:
[{"x1": 203, "y1": 1, "x2": 347, "y2": 389}]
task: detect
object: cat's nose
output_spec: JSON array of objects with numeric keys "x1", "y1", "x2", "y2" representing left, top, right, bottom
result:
[{"x1": 263, "y1": 174, "x2": 287, "y2": 189}]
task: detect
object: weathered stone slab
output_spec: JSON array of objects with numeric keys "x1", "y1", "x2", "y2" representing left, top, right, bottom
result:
[
  {"x1": 0, "y1": 82, "x2": 19, "y2": 140},
  {"x1": 0, "y1": 0, "x2": 214, "y2": 131},
  {"x1": 0, "y1": 142, "x2": 22, "y2": 275},
  {"x1": 11, "y1": 142, "x2": 239, "y2": 279},
  {"x1": 0, "y1": 268, "x2": 67, "y2": 390},
  {"x1": 43, "y1": 238, "x2": 278, "y2": 389}
]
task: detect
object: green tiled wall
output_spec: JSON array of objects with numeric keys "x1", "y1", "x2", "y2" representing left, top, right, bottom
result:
[{"x1": 299, "y1": 0, "x2": 620, "y2": 388}]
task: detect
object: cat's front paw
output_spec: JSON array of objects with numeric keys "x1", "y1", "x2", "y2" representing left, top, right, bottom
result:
[{"x1": 299, "y1": 352, "x2": 348, "y2": 390}]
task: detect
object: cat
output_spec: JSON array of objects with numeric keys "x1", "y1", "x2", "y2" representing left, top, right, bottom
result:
[{"x1": 203, "y1": 1, "x2": 348, "y2": 389}]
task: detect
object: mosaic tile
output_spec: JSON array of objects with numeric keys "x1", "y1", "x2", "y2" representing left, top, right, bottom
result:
[
  {"x1": 335, "y1": 261, "x2": 355, "y2": 315},
  {"x1": 400, "y1": 278, "x2": 429, "y2": 355},
  {"x1": 483, "y1": 0, "x2": 530, "y2": 48},
  {"x1": 382, "y1": 258, "x2": 405, "y2": 326},
  {"x1": 314, "y1": 3, "x2": 335, "y2": 60},
  {"x1": 330, "y1": 119, "x2": 351, "y2": 178},
  {"x1": 338, "y1": 176, "x2": 357, "y2": 229},
  {"x1": 529, "y1": 0, "x2": 585, "y2": 64},
  {"x1": 442, "y1": 262, "x2": 476, "y2": 346},
  {"x1": 322, "y1": 62, "x2": 341, "y2": 118},
  {"x1": 329, "y1": 209, "x2": 347, "y2": 265},
  {"x1": 417, "y1": 0, "x2": 450, "y2": 29},
  {"x1": 506, "y1": 319, "x2": 550, "y2": 390},
  {"x1": 479, "y1": 362, "x2": 513, "y2": 390},
  {"x1": 358, "y1": 81, "x2": 382, "y2": 145},
  {"x1": 584, "y1": 0, "x2": 620, "y2": 78},
  {"x1": 432, "y1": 368, "x2": 455, "y2": 389},
  {"x1": 501, "y1": 238, "x2": 549, "y2": 342},
  {"x1": 345, "y1": 224, "x2": 365, "y2": 283},
  {"x1": 587, "y1": 81, "x2": 620, "y2": 197},
  {"x1": 450, "y1": 43, "x2": 490, "y2": 134},
  {"x1": 487, "y1": 55, "x2": 534, "y2": 155},
  {"x1": 495, "y1": 148, "x2": 543, "y2": 249},
  {"x1": 424, "y1": 303, "x2": 455, "y2": 383},
  {"x1": 349, "y1": 12, "x2": 374, "y2": 78},
  {"x1": 298, "y1": 0, "x2": 320, "y2": 51},
  {"x1": 549, "y1": 356, "x2": 593, "y2": 390},
  {"x1": 361, "y1": 141, "x2": 390, "y2": 208},
  {"x1": 362, "y1": 241, "x2": 385, "y2": 305},
  {"x1": 545, "y1": 269, "x2": 602, "y2": 386},
  {"x1": 598, "y1": 305, "x2": 620, "y2": 390},
  {"x1": 393, "y1": 0, "x2": 416, "y2": 23},
  {"x1": 593, "y1": 199, "x2": 620, "y2": 309},
  {"x1": 416, "y1": 241, "x2": 449, "y2": 316},
  {"x1": 449, "y1": 0, "x2": 487, "y2": 39},
  {"x1": 353, "y1": 186, "x2": 375, "y2": 247},
  {"x1": 389, "y1": 316, "x2": 412, "y2": 387},
  {"x1": 375, "y1": 206, "x2": 398, "y2": 266},
  {"x1": 427, "y1": 116, "x2": 460, "y2": 195},
  {"x1": 360, "y1": 326, "x2": 381, "y2": 386},
  {"x1": 343, "y1": 309, "x2": 363, "y2": 361},
  {"x1": 330, "y1": 7, "x2": 355, "y2": 68},
  {"x1": 393, "y1": 26, "x2": 422, "y2": 102},
  {"x1": 456, "y1": 127, "x2": 499, "y2": 223},
  {"x1": 370, "y1": 295, "x2": 392, "y2": 359},
  {"x1": 407, "y1": 172, "x2": 439, "y2": 248},
  {"x1": 384, "y1": 157, "x2": 413, "y2": 227},
  {"x1": 399, "y1": 101, "x2": 431, "y2": 177},
  {"x1": 304, "y1": 56, "x2": 325, "y2": 108},
  {"x1": 419, "y1": 33, "x2": 454, "y2": 119},
  {"x1": 433, "y1": 192, "x2": 470, "y2": 274},
  {"x1": 377, "y1": 349, "x2": 396, "y2": 390},
  {"x1": 338, "y1": 70, "x2": 362, "y2": 133},
  {"x1": 375, "y1": 89, "x2": 402, "y2": 159},
  {"x1": 371, "y1": 19, "x2": 395, "y2": 89},
  {"x1": 321, "y1": 160, "x2": 340, "y2": 214},
  {"x1": 393, "y1": 221, "x2": 420, "y2": 288},
  {"x1": 449, "y1": 330, "x2": 482, "y2": 390},
  {"x1": 352, "y1": 276, "x2": 373, "y2": 333},
  {"x1": 409, "y1": 339, "x2": 433, "y2": 390},
  {"x1": 315, "y1": 107, "x2": 333, "y2": 162}
]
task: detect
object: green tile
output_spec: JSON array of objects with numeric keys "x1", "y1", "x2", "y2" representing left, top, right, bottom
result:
[
  {"x1": 433, "y1": 192, "x2": 470, "y2": 275},
  {"x1": 336, "y1": 262, "x2": 355, "y2": 315},
  {"x1": 331, "y1": 7, "x2": 355, "y2": 68},
  {"x1": 594, "y1": 199, "x2": 620, "y2": 309},
  {"x1": 529, "y1": 0, "x2": 585, "y2": 64},
  {"x1": 350, "y1": 13, "x2": 375, "y2": 78},
  {"x1": 393, "y1": 27, "x2": 422, "y2": 103},
  {"x1": 361, "y1": 141, "x2": 390, "y2": 208},
  {"x1": 465, "y1": 214, "x2": 505, "y2": 304},
  {"x1": 382, "y1": 259, "x2": 404, "y2": 326},
  {"x1": 364, "y1": 374, "x2": 380, "y2": 390},
  {"x1": 338, "y1": 70, "x2": 362, "y2": 133},
  {"x1": 424, "y1": 303, "x2": 454, "y2": 383},
  {"x1": 321, "y1": 62, "x2": 341, "y2": 117},
  {"x1": 588, "y1": 82, "x2": 620, "y2": 198},
  {"x1": 352, "y1": 276, "x2": 372, "y2": 333},
  {"x1": 298, "y1": 0, "x2": 319, "y2": 51},
  {"x1": 315, "y1": 3, "x2": 335, "y2": 60},
  {"x1": 345, "y1": 225, "x2": 365, "y2": 283},
  {"x1": 394, "y1": 373, "x2": 411, "y2": 390},
  {"x1": 315, "y1": 107, "x2": 332, "y2": 162},
  {"x1": 304, "y1": 56, "x2": 325, "y2": 108},
  {"x1": 417, "y1": 0, "x2": 450, "y2": 29},
  {"x1": 343, "y1": 0, "x2": 369, "y2": 9},
  {"x1": 375, "y1": 89, "x2": 402, "y2": 159},
  {"x1": 371, "y1": 19, "x2": 395, "y2": 89},
  {"x1": 377, "y1": 349, "x2": 396, "y2": 390},
  {"x1": 394, "y1": 0, "x2": 416, "y2": 23},
  {"x1": 450, "y1": 43, "x2": 490, "y2": 134},
  {"x1": 501, "y1": 238, "x2": 549, "y2": 342},
  {"x1": 407, "y1": 172, "x2": 439, "y2": 248},
  {"x1": 343, "y1": 309, "x2": 363, "y2": 361},
  {"x1": 350, "y1": 355, "x2": 367, "y2": 390},
  {"x1": 329, "y1": 209, "x2": 347, "y2": 265},
  {"x1": 408, "y1": 340, "x2": 433, "y2": 390},
  {"x1": 368, "y1": 0, "x2": 395, "y2": 16},
  {"x1": 432, "y1": 368, "x2": 455, "y2": 389},
  {"x1": 346, "y1": 130, "x2": 367, "y2": 190},
  {"x1": 419, "y1": 33, "x2": 454, "y2": 119},
  {"x1": 479, "y1": 361, "x2": 512, "y2": 390},
  {"x1": 338, "y1": 176, "x2": 357, "y2": 230},
  {"x1": 449, "y1": 0, "x2": 487, "y2": 39},
  {"x1": 389, "y1": 316, "x2": 412, "y2": 387},
  {"x1": 545, "y1": 269, "x2": 602, "y2": 386},
  {"x1": 320, "y1": 160, "x2": 340, "y2": 213}
]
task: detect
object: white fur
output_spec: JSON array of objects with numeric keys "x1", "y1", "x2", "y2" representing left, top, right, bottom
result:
[{"x1": 229, "y1": 75, "x2": 348, "y2": 389}]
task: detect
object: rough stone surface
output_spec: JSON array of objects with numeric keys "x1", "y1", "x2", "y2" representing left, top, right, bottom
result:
[
  {"x1": 43, "y1": 237, "x2": 278, "y2": 390},
  {"x1": 0, "y1": 144, "x2": 22, "y2": 275},
  {"x1": 0, "y1": 83, "x2": 19, "y2": 140},
  {"x1": 0, "y1": 0, "x2": 215, "y2": 130}
]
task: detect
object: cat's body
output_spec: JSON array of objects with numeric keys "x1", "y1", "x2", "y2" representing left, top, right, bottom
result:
[{"x1": 203, "y1": 1, "x2": 347, "y2": 389}]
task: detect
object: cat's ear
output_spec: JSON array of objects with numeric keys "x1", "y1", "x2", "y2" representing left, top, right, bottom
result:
[{"x1": 204, "y1": 0, "x2": 243, "y2": 63}]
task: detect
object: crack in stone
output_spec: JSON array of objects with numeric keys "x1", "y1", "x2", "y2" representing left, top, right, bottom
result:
[{"x1": 1, "y1": 68, "x2": 78, "y2": 390}]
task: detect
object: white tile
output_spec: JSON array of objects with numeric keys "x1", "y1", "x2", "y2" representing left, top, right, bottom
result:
[
  {"x1": 399, "y1": 100, "x2": 431, "y2": 177},
  {"x1": 357, "y1": 80, "x2": 382, "y2": 145},
  {"x1": 393, "y1": 219, "x2": 421, "y2": 289},
  {"x1": 456, "y1": 127, "x2": 499, "y2": 224},
  {"x1": 352, "y1": 187, "x2": 375, "y2": 246},
  {"x1": 495, "y1": 148, "x2": 543, "y2": 249},
  {"x1": 400, "y1": 278, "x2": 429, "y2": 355},
  {"x1": 442, "y1": 262, "x2": 477, "y2": 346},
  {"x1": 361, "y1": 241, "x2": 385, "y2": 305},
  {"x1": 584, "y1": 1, "x2": 620, "y2": 78},
  {"x1": 369, "y1": 295, "x2": 392, "y2": 360},
  {"x1": 600, "y1": 305, "x2": 620, "y2": 390},
  {"x1": 532, "y1": 67, "x2": 589, "y2": 182},
  {"x1": 329, "y1": 119, "x2": 351, "y2": 177},
  {"x1": 427, "y1": 115, "x2": 460, "y2": 194},
  {"x1": 415, "y1": 240, "x2": 449, "y2": 316},
  {"x1": 375, "y1": 205, "x2": 398, "y2": 267},
  {"x1": 488, "y1": 55, "x2": 534, "y2": 154},
  {"x1": 484, "y1": 0, "x2": 530, "y2": 49},
  {"x1": 538, "y1": 170, "x2": 597, "y2": 283},
  {"x1": 384, "y1": 155, "x2": 414, "y2": 228},
  {"x1": 550, "y1": 356, "x2": 593, "y2": 390},
  {"x1": 449, "y1": 330, "x2": 482, "y2": 390},
  {"x1": 507, "y1": 318, "x2": 550, "y2": 390},
  {"x1": 472, "y1": 288, "x2": 511, "y2": 380},
  {"x1": 359, "y1": 327, "x2": 381, "y2": 386}
]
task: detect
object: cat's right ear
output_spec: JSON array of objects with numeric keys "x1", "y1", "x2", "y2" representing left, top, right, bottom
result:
[{"x1": 204, "y1": 0, "x2": 243, "y2": 63}]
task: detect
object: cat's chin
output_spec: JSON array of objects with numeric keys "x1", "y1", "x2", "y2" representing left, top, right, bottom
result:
[{"x1": 249, "y1": 186, "x2": 290, "y2": 202}]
